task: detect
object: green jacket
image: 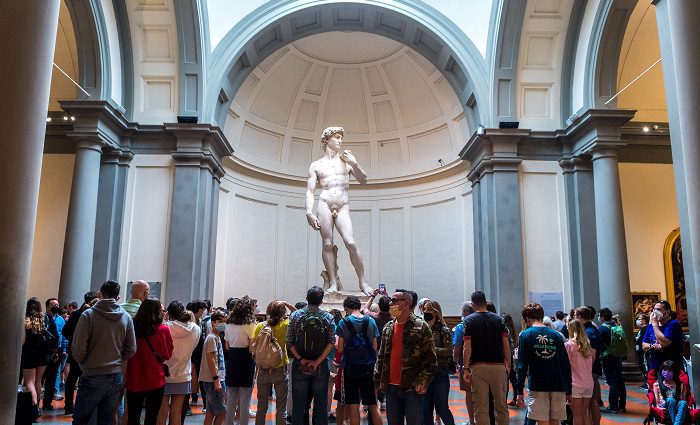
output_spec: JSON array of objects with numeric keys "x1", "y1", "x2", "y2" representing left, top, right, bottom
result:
[
  {"x1": 373, "y1": 314, "x2": 437, "y2": 393},
  {"x1": 430, "y1": 323, "x2": 453, "y2": 370}
]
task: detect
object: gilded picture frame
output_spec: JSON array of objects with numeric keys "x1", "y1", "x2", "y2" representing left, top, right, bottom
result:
[{"x1": 663, "y1": 227, "x2": 688, "y2": 329}]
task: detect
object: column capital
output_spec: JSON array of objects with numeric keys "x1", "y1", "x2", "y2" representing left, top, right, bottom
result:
[
  {"x1": 590, "y1": 147, "x2": 620, "y2": 161},
  {"x1": 459, "y1": 128, "x2": 529, "y2": 182},
  {"x1": 166, "y1": 123, "x2": 233, "y2": 180},
  {"x1": 101, "y1": 147, "x2": 134, "y2": 165},
  {"x1": 559, "y1": 155, "x2": 592, "y2": 173},
  {"x1": 60, "y1": 100, "x2": 132, "y2": 151},
  {"x1": 563, "y1": 108, "x2": 635, "y2": 156}
]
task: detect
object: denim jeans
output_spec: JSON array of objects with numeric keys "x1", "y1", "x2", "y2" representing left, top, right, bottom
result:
[
  {"x1": 666, "y1": 397, "x2": 688, "y2": 425},
  {"x1": 602, "y1": 356, "x2": 626, "y2": 410},
  {"x1": 291, "y1": 359, "x2": 329, "y2": 425},
  {"x1": 72, "y1": 373, "x2": 125, "y2": 425},
  {"x1": 385, "y1": 385, "x2": 424, "y2": 425},
  {"x1": 422, "y1": 368, "x2": 455, "y2": 425}
]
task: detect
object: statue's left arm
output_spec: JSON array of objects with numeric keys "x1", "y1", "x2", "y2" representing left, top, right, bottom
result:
[{"x1": 341, "y1": 150, "x2": 367, "y2": 184}]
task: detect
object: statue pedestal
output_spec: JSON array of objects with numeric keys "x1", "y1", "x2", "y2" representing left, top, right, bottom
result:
[{"x1": 321, "y1": 290, "x2": 371, "y2": 312}]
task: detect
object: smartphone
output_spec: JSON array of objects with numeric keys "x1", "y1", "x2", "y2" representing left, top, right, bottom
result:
[{"x1": 378, "y1": 283, "x2": 386, "y2": 294}]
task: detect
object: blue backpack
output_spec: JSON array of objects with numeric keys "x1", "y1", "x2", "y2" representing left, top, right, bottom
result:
[{"x1": 342, "y1": 316, "x2": 375, "y2": 367}]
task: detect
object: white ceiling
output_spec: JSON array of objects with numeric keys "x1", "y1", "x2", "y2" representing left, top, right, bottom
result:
[{"x1": 224, "y1": 31, "x2": 468, "y2": 182}]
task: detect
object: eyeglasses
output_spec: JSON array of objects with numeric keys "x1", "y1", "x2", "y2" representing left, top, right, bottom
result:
[{"x1": 390, "y1": 297, "x2": 407, "y2": 304}]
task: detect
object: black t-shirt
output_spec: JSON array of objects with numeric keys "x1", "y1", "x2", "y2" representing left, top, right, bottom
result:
[{"x1": 463, "y1": 311, "x2": 507, "y2": 364}]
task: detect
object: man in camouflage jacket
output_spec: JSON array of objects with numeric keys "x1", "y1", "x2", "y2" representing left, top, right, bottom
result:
[{"x1": 373, "y1": 290, "x2": 437, "y2": 425}]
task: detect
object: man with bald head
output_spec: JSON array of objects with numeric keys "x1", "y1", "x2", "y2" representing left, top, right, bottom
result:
[{"x1": 121, "y1": 280, "x2": 150, "y2": 318}]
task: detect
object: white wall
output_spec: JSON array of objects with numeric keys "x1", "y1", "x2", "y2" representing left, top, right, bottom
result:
[
  {"x1": 213, "y1": 163, "x2": 475, "y2": 315},
  {"x1": 118, "y1": 154, "x2": 174, "y2": 299},
  {"x1": 519, "y1": 160, "x2": 571, "y2": 309},
  {"x1": 619, "y1": 163, "x2": 679, "y2": 298},
  {"x1": 28, "y1": 154, "x2": 75, "y2": 301}
]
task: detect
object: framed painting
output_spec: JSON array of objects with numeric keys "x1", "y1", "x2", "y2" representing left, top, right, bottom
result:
[
  {"x1": 631, "y1": 291, "x2": 661, "y2": 330},
  {"x1": 664, "y1": 228, "x2": 688, "y2": 329}
]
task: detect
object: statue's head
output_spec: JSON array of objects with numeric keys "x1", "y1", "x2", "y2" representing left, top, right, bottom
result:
[{"x1": 320, "y1": 126, "x2": 344, "y2": 149}]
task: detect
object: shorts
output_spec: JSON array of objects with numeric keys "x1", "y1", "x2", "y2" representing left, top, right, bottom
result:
[
  {"x1": 341, "y1": 366, "x2": 377, "y2": 406},
  {"x1": 571, "y1": 386, "x2": 594, "y2": 399},
  {"x1": 164, "y1": 381, "x2": 191, "y2": 395},
  {"x1": 526, "y1": 391, "x2": 567, "y2": 421},
  {"x1": 202, "y1": 381, "x2": 226, "y2": 415}
]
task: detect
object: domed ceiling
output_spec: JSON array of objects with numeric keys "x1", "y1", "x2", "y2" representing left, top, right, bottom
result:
[{"x1": 222, "y1": 32, "x2": 470, "y2": 183}]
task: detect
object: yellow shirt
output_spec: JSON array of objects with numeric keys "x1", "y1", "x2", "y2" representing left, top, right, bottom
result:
[{"x1": 253, "y1": 318, "x2": 289, "y2": 368}]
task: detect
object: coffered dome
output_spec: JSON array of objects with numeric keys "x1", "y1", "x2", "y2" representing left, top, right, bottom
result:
[{"x1": 222, "y1": 31, "x2": 470, "y2": 183}]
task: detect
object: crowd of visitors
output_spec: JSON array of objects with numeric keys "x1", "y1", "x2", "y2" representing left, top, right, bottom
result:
[{"x1": 19, "y1": 281, "x2": 687, "y2": 425}]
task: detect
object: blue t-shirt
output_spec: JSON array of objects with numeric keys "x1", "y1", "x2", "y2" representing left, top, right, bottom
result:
[
  {"x1": 642, "y1": 319, "x2": 684, "y2": 370},
  {"x1": 584, "y1": 322, "x2": 603, "y2": 375},
  {"x1": 516, "y1": 326, "x2": 571, "y2": 394},
  {"x1": 335, "y1": 315, "x2": 379, "y2": 365}
]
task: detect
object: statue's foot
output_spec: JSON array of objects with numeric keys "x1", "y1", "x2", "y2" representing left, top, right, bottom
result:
[
  {"x1": 360, "y1": 282, "x2": 373, "y2": 296},
  {"x1": 326, "y1": 283, "x2": 338, "y2": 294}
]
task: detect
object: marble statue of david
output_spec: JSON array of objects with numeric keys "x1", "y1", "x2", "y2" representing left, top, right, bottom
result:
[{"x1": 305, "y1": 126, "x2": 373, "y2": 295}]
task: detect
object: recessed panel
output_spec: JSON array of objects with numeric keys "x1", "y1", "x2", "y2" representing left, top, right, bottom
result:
[
  {"x1": 289, "y1": 138, "x2": 313, "y2": 167},
  {"x1": 142, "y1": 27, "x2": 172, "y2": 62},
  {"x1": 240, "y1": 122, "x2": 283, "y2": 161},
  {"x1": 383, "y1": 57, "x2": 442, "y2": 127},
  {"x1": 366, "y1": 66, "x2": 387, "y2": 96},
  {"x1": 295, "y1": 99, "x2": 319, "y2": 131},
  {"x1": 378, "y1": 139, "x2": 402, "y2": 168},
  {"x1": 524, "y1": 35, "x2": 555, "y2": 69},
  {"x1": 533, "y1": 0, "x2": 561, "y2": 14},
  {"x1": 522, "y1": 86, "x2": 551, "y2": 118},
  {"x1": 258, "y1": 47, "x2": 289, "y2": 73},
  {"x1": 373, "y1": 101, "x2": 397, "y2": 132},
  {"x1": 325, "y1": 68, "x2": 368, "y2": 133},
  {"x1": 407, "y1": 125, "x2": 451, "y2": 165},
  {"x1": 144, "y1": 79, "x2": 173, "y2": 111},
  {"x1": 250, "y1": 54, "x2": 311, "y2": 126},
  {"x1": 283, "y1": 206, "x2": 311, "y2": 301},
  {"x1": 306, "y1": 65, "x2": 328, "y2": 96},
  {"x1": 233, "y1": 73, "x2": 259, "y2": 108},
  {"x1": 379, "y1": 208, "x2": 404, "y2": 285}
]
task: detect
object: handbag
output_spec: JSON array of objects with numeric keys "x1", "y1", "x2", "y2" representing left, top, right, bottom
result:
[{"x1": 145, "y1": 335, "x2": 170, "y2": 377}]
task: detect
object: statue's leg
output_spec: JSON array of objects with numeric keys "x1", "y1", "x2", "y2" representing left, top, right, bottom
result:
[
  {"x1": 334, "y1": 206, "x2": 372, "y2": 295},
  {"x1": 318, "y1": 202, "x2": 338, "y2": 293}
]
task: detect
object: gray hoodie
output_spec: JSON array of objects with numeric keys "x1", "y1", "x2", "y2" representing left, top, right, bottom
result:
[{"x1": 72, "y1": 298, "x2": 136, "y2": 376}]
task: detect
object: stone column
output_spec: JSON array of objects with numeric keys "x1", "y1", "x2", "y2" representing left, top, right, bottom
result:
[
  {"x1": 164, "y1": 125, "x2": 232, "y2": 303},
  {"x1": 559, "y1": 156, "x2": 599, "y2": 307},
  {"x1": 654, "y1": 0, "x2": 700, "y2": 389},
  {"x1": 460, "y1": 129, "x2": 527, "y2": 317},
  {"x1": 91, "y1": 148, "x2": 133, "y2": 287},
  {"x1": 591, "y1": 148, "x2": 633, "y2": 333},
  {"x1": 58, "y1": 139, "x2": 104, "y2": 304},
  {"x1": 0, "y1": 0, "x2": 60, "y2": 420}
]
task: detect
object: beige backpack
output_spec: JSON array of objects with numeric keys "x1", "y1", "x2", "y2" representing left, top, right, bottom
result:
[{"x1": 251, "y1": 322, "x2": 284, "y2": 369}]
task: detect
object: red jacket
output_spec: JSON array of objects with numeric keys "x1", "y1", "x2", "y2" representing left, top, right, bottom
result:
[{"x1": 126, "y1": 324, "x2": 174, "y2": 392}]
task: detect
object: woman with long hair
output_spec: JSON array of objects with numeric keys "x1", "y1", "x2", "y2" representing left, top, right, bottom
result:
[
  {"x1": 253, "y1": 300, "x2": 296, "y2": 425},
  {"x1": 565, "y1": 319, "x2": 595, "y2": 425},
  {"x1": 501, "y1": 313, "x2": 519, "y2": 407},
  {"x1": 422, "y1": 300, "x2": 455, "y2": 425},
  {"x1": 21, "y1": 297, "x2": 52, "y2": 417},
  {"x1": 224, "y1": 295, "x2": 258, "y2": 425},
  {"x1": 126, "y1": 299, "x2": 174, "y2": 425},
  {"x1": 158, "y1": 301, "x2": 201, "y2": 425}
]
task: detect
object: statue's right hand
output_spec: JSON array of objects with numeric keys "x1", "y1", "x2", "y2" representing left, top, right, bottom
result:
[{"x1": 306, "y1": 213, "x2": 320, "y2": 230}]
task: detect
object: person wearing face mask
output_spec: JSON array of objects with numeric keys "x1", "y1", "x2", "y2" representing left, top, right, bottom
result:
[
  {"x1": 374, "y1": 290, "x2": 437, "y2": 425},
  {"x1": 635, "y1": 314, "x2": 650, "y2": 390},
  {"x1": 652, "y1": 360, "x2": 689, "y2": 425},
  {"x1": 41, "y1": 297, "x2": 64, "y2": 411},
  {"x1": 421, "y1": 300, "x2": 455, "y2": 425},
  {"x1": 200, "y1": 310, "x2": 228, "y2": 425},
  {"x1": 642, "y1": 301, "x2": 684, "y2": 373}
]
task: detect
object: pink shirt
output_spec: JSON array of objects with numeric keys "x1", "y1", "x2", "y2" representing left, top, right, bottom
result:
[{"x1": 565, "y1": 340, "x2": 594, "y2": 392}]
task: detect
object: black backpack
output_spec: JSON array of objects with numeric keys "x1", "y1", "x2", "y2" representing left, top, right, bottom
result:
[
  {"x1": 295, "y1": 309, "x2": 327, "y2": 360},
  {"x1": 342, "y1": 316, "x2": 375, "y2": 366}
]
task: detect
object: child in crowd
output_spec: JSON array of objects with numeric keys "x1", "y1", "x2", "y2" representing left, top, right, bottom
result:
[
  {"x1": 565, "y1": 319, "x2": 595, "y2": 425},
  {"x1": 653, "y1": 360, "x2": 688, "y2": 425},
  {"x1": 201, "y1": 310, "x2": 228, "y2": 425}
]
